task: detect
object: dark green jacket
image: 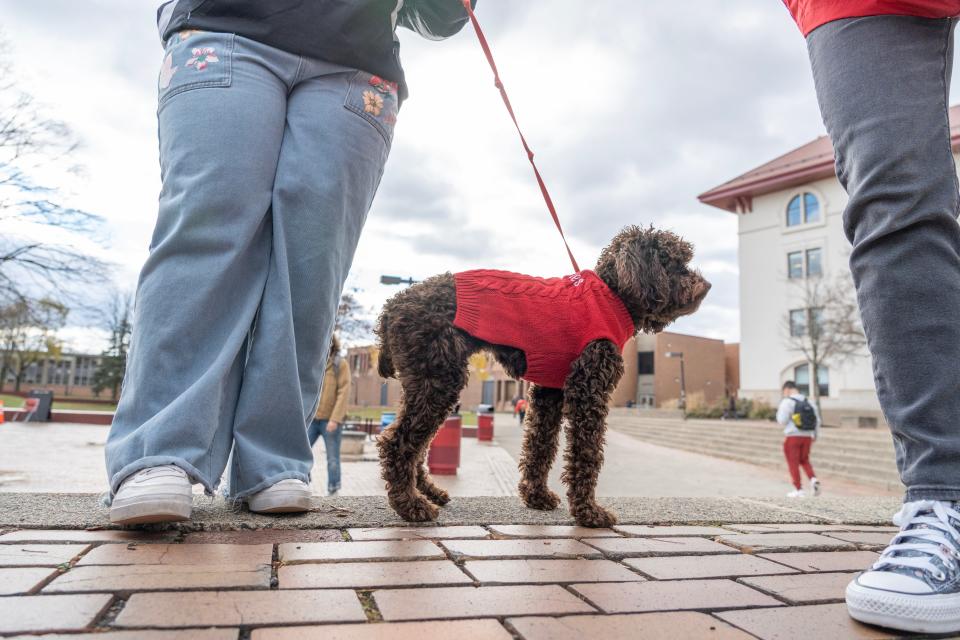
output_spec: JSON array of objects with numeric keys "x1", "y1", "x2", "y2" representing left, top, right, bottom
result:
[{"x1": 157, "y1": 0, "x2": 477, "y2": 100}]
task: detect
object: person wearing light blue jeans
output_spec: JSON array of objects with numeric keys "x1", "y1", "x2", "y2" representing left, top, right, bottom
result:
[{"x1": 106, "y1": 1, "x2": 474, "y2": 525}]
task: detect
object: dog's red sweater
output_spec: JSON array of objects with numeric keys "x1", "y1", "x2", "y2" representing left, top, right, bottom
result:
[{"x1": 453, "y1": 269, "x2": 636, "y2": 389}]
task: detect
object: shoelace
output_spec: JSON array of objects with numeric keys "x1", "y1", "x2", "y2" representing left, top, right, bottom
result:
[{"x1": 872, "y1": 500, "x2": 960, "y2": 581}]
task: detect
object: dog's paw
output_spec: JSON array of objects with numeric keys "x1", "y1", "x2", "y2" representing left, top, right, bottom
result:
[
  {"x1": 421, "y1": 485, "x2": 451, "y2": 506},
  {"x1": 572, "y1": 504, "x2": 617, "y2": 528},
  {"x1": 417, "y1": 480, "x2": 450, "y2": 507},
  {"x1": 397, "y1": 497, "x2": 440, "y2": 522},
  {"x1": 520, "y1": 486, "x2": 561, "y2": 511}
]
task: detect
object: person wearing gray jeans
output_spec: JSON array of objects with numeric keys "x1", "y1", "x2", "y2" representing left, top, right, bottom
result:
[
  {"x1": 801, "y1": 12, "x2": 960, "y2": 634},
  {"x1": 105, "y1": 1, "x2": 474, "y2": 525}
]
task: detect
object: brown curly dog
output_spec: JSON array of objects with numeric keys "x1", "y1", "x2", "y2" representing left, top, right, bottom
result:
[{"x1": 374, "y1": 226, "x2": 711, "y2": 527}]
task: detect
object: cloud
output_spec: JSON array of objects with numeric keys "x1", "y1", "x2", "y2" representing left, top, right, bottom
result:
[{"x1": 12, "y1": 0, "x2": 950, "y2": 350}]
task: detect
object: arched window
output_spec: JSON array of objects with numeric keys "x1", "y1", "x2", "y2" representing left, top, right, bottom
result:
[
  {"x1": 794, "y1": 363, "x2": 829, "y2": 397},
  {"x1": 786, "y1": 193, "x2": 821, "y2": 227}
]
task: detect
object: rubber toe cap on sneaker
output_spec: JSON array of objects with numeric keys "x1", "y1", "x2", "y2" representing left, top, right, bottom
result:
[
  {"x1": 854, "y1": 570, "x2": 935, "y2": 594},
  {"x1": 247, "y1": 479, "x2": 313, "y2": 513}
]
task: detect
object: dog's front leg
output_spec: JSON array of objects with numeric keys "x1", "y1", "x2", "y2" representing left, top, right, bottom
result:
[
  {"x1": 561, "y1": 340, "x2": 624, "y2": 528},
  {"x1": 518, "y1": 384, "x2": 564, "y2": 510}
]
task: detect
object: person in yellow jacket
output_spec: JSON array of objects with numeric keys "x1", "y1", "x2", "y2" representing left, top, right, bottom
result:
[{"x1": 308, "y1": 336, "x2": 351, "y2": 495}]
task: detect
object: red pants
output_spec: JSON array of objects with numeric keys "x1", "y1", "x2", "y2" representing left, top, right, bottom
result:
[{"x1": 783, "y1": 436, "x2": 816, "y2": 489}]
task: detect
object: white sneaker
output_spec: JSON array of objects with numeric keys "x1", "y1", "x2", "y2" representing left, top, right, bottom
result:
[
  {"x1": 846, "y1": 501, "x2": 960, "y2": 634},
  {"x1": 811, "y1": 478, "x2": 822, "y2": 496},
  {"x1": 110, "y1": 465, "x2": 192, "y2": 525},
  {"x1": 786, "y1": 489, "x2": 806, "y2": 498},
  {"x1": 247, "y1": 479, "x2": 312, "y2": 513}
]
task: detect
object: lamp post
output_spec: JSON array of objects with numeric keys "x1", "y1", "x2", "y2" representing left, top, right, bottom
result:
[
  {"x1": 380, "y1": 275, "x2": 418, "y2": 286},
  {"x1": 665, "y1": 351, "x2": 686, "y2": 416}
]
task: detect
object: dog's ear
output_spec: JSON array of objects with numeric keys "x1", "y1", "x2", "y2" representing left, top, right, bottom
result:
[{"x1": 611, "y1": 226, "x2": 671, "y2": 311}]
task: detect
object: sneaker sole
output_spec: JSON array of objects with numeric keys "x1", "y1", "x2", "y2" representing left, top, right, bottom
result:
[
  {"x1": 110, "y1": 495, "x2": 191, "y2": 525},
  {"x1": 247, "y1": 489, "x2": 313, "y2": 514},
  {"x1": 847, "y1": 580, "x2": 960, "y2": 634}
]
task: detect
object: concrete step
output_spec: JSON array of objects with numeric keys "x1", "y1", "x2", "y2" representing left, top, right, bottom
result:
[
  {"x1": 611, "y1": 424, "x2": 896, "y2": 456},
  {"x1": 612, "y1": 427, "x2": 902, "y2": 489},
  {"x1": 609, "y1": 418, "x2": 896, "y2": 445},
  {"x1": 620, "y1": 429, "x2": 895, "y2": 462},
  {"x1": 632, "y1": 434, "x2": 899, "y2": 479}
]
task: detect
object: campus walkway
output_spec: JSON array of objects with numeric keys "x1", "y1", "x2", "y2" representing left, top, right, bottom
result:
[
  {"x1": 0, "y1": 494, "x2": 908, "y2": 639},
  {"x1": 0, "y1": 416, "x2": 899, "y2": 498}
]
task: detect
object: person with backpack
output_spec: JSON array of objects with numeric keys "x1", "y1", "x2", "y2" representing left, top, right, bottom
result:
[
  {"x1": 308, "y1": 336, "x2": 352, "y2": 495},
  {"x1": 776, "y1": 380, "x2": 821, "y2": 498}
]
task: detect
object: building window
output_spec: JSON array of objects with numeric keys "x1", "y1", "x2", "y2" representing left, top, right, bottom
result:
[
  {"x1": 638, "y1": 352, "x2": 654, "y2": 375},
  {"x1": 804, "y1": 193, "x2": 821, "y2": 223},
  {"x1": 786, "y1": 193, "x2": 821, "y2": 227},
  {"x1": 809, "y1": 307, "x2": 824, "y2": 338},
  {"x1": 795, "y1": 363, "x2": 829, "y2": 397},
  {"x1": 787, "y1": 252, "x2": 803, "y2": 279},
  {"x1": 789, "y1": 308, "x2": 824, "y2": 338},
  {"x1": 789, "y1": 309, "x2": 806, "y2": 337},
  {"x1": 806, "y1": 248, "x2": 822, "y2": 277}
]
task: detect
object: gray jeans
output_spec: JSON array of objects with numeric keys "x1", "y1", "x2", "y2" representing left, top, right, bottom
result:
[
  {"x1": 105, "y1": 31, "x2": 395, "y2": 498},
  {"x1": 807, "y1": 16, "x2": 960, "y2": 501}
]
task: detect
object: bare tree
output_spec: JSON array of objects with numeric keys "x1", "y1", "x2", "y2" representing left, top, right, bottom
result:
[
  {"x1": 335, "y1": 289, "x2": 373, "y2": 344},
  {"x1": 0, "y1": 38, "x2": 109, "y2": 308},
  {"x1": 0, "y1": 298, "x2": 68, "y2": 392},
  {"x1": 91, "y1": 290, "x2": 133, "y2": 401},
  {"x1": 782, "y1": 272, "x2": 867, "y2": 410}
]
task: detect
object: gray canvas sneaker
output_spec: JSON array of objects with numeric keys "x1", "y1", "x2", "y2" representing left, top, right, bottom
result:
[{"x1": 846, "y1": 500, "x2": 960, "y2": 634}]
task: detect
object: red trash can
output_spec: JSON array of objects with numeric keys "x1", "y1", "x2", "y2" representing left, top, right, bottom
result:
[
  {"x1": 428, "y1": 415, "x2": 462, "y2": 475},
  {"x1": 477, "y1": 413, "x2": 494, "y2": 442}
]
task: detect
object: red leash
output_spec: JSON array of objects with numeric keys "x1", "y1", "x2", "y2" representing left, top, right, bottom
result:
[{"x1": 460, "y1": 0, "x2": 581, "y2": 273}]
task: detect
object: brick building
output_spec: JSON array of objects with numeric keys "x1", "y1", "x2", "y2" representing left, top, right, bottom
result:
[
  {"x1": 347, "y1": 331, "x2": 738, "y2": 412},
  {"x1": 1, "y1": 353, "x2": 104, "y2": 398}
]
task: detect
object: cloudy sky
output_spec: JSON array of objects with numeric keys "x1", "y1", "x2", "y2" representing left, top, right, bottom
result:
[{"x1": 0, "y1": 0, "x2": 930, "y2": 353}]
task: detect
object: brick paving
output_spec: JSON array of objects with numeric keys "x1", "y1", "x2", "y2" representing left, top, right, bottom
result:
[{"x1": 0, "y1": 523, "x2": 921, "y2": 638}]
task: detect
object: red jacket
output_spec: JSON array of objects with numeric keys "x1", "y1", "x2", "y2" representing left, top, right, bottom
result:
[
  {"x1": 784, "y1": 1, "x2": 960, "y2": 35},
  {"x1": 453, "y1": 269, "x2": 635, "y2": 389}
]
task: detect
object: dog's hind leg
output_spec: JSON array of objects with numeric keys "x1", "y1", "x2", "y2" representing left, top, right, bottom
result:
[
  {"x1": 416, "y1": 451, "x2": 450, "y2": 506},
  {"x1": 378, "y1": 371, "x2": 466, "y2": 522},
  {"x1": 561, "y1": 340, "x2": 624, "y2": 528},
  {"x1": 518, "y1": 384, "x2": 565, "y2": 511}
]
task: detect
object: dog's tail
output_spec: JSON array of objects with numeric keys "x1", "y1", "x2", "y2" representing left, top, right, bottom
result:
[{"x1": 375, "y1": 308, "x2": 396, "y2": 379}]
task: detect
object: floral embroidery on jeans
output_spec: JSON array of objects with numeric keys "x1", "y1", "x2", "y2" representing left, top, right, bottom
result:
[
  {"x1": 368, "y1": 75, "x2": 399, "y2": 96},
  {"x1": 159, "y1": 53, "x2": 178, "y2": 90},
  {"x1": 363, "y1": 91, "x2": 384, "y2": 117},
  {"x1": 186, "y1": 47, "x2": 219, "y2": 71}
]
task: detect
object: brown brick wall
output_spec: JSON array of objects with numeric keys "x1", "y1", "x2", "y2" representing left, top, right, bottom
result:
[
  {"x1": 349, "y1": 332, "x2": 730, "y2": 412},
  {"x1": 654, "y1": 333, "x2": 727, "y2": 409},
  {"x1": 724, "y1": 343, "x2": 740, "y2": 396}
]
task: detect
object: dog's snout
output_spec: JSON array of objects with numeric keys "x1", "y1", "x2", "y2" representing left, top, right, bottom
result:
[{"x1": 697, "y1": 279, "x2": 712, "y2": 300}]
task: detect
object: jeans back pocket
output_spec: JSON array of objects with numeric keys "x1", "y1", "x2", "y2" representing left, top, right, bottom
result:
[
  {"x1": 158, "y1": 30, "x2": 235, "y2": 110},
  {"x1": 344, "y1": 71, "x2": 400, "y2": 148}
]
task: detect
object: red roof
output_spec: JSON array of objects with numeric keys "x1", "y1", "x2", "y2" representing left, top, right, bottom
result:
[{"x1": 699, "y1": 105, "x2": 960, "y2": 213}]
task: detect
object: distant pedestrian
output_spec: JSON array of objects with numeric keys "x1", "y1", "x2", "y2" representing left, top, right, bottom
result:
[
  {"x1": 776, "y1": 381, "x2": 821, "y2": 498},
  {"x1": 514, "y1": 397, "x2": 528, "y2": 424},
  {"x1": 723, "y1": 394, "x2": 737, "y2": 420},
  {"x1": 308, "y1": 336, "x2": 351, "y2": 495}
]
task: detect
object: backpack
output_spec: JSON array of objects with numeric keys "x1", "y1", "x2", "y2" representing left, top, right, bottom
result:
[{"x1": 791, "y1": 397, "x2": 818, "y2": 431}]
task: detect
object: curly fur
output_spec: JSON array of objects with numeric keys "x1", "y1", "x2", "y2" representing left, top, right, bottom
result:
[{"x1": 375, "y1": 225, "x2": 710, "y2": 526}]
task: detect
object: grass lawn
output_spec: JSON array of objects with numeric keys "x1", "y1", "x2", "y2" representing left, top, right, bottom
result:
[
  {"x1": 0, "y1": 393, "x2": 117, "y2": 412},
  {"x1": 346, "y1": 406, "x2": 478, "y2": 426}
]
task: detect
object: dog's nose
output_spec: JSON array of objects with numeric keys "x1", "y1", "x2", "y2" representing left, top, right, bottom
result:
[{"x1": 697, "y1": 279, "x2": 712, "y2": 299}]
